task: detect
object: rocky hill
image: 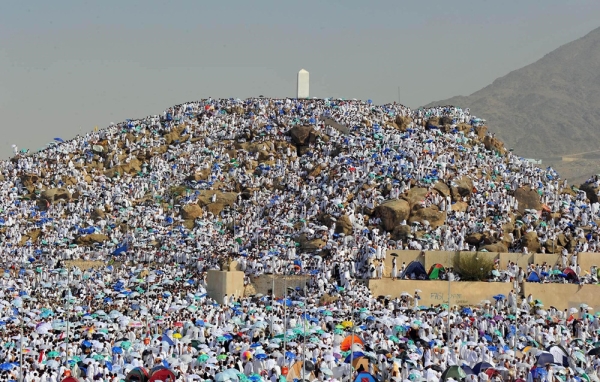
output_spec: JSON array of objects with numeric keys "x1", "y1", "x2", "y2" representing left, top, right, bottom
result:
[
  {"x1": 425, "y1": 26, "x2": 600, "y2": 182},
  {"x1": 0, "y1": 98, "x2": 596, "y2": 265}
]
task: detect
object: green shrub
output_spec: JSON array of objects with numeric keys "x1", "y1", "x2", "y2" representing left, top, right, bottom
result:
[{"x1": 455, "y1": 251, "x2": 495, "y2": 281}]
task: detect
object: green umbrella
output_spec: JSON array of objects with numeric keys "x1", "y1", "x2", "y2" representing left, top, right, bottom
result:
[
  {"x1": 47, "y1": 351, "x2": 60, "y2": 358},
  {"x1": 217, "y1": 354, "x2": 227, "y2": 361},
  {"x1": 120, "y1": 341, "x2": 132, "y2": 350},
  {"x1": 198, "y1": 354, "x2": 209, "y2": 362},
  {"x1": 441, "y1": 365, "x2": 467, "y2": 381}
]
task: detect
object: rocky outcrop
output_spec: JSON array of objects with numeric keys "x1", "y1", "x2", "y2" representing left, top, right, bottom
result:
[
  {"x1": 394, "y1": 116, "x2": 413, "y2": 131},
  {"x1": 75, "y1": 234, "x2": 110, "y2": 246},
  {"x1": 91, "y1": 208, "x2": 106, "y2": 220},
  {"x1": 483, "y1": 135, "x2": 506, "y2": 154},
  {"x1": 480, "y1": 242, "x2": 508, "y2": 253},
  {"x1": 450, "y1": 177, "x2": 473, "y2": 202},
  {"x1": 288, "y1": 125, "x2": 314, "y2": 146},
  {"x1": 408, "y1": 205, "x2": 446, "y2": 229},
  {"x1": 433, "y1": 182, "x2": 450, "y2": 199},
  {"x1": 197, "y1": 191, "x2": 237, "y2": 216},
  {"x1": 514, "y1": 186, "x2": 542, "y2": 213},
  {"x1": 391, "y1": 225, "x2": 411, "y2": 241},
  {"x1": 41, "y1": 188, "x2": 72, "y2": 203},
  {"x1": 374, "y1": 200, "x2": 410, "y2": 231},
  {"x1": 521, "y1": 231, "x2": 541, "y2": 253},
  {"x1": 334, "y1": 215, "x2": 353, "y2": 235},
  {"x1": 181, "y1": 204, "x2": 203, "y2": 220},
  {"x1": 580, "y1": 182, "x2": 599, "y2": 204}
]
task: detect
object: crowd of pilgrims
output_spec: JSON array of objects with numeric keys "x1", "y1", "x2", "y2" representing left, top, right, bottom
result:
[{"x1": 0, "y1": 97, "x2": 598, "y2": 381}]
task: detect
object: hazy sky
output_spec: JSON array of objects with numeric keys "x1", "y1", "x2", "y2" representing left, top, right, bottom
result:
[{"x1": 1, "y1": 0, "x2": 599, "y2": 158}]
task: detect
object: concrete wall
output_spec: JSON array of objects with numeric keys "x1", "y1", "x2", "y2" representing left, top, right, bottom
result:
[
  {"x1": 367, "y1": 279, "x2": 514, "y2": 307},
  {"x1": 498, "y1": 253, "x2": 532, "y2": 270},
  {"x1": 249, "y1": 274, "x2": 310, "y2": 297},
  {"x1": 379, "y1": 250, "x2": 599, "y2": 278},
  {"x1": 208, "y1": 271, "x2": 600, "y2": 311},
  {"x1": 206, "y1": 270, "x2": 245, "y2": 304},
  {"x1": 522, "y1": 283, "x2": 600, "y2": 311},
  {"x1": 366, "y1": 279, "x2": 600, "y2": 311}
]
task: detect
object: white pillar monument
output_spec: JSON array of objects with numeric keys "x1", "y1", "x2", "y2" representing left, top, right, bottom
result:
[{"x1": 297, "y1": 69, "x2": 309, "y2": 98}]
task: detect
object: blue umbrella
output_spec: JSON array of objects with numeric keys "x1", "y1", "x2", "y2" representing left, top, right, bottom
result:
[
  {"x1": 54, "y1": 138, "x2": 64, "y2": 143},
  {"x1": 0, "y1": 363, "x2": 13, "y2": 371},
  {"x1": 285, "y1": 351, "x2": 296, "y2": 360},
  {"x1": 112, "y1": 346, "x2": 123, "y2": 354},
  {"x1": 493, "y1": 294, "x2": 506, "y2": 301}
]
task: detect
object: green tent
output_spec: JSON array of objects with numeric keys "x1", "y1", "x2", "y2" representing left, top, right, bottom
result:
[{"x1": 428, "y1": 264, "x2": 446, "y2": 280}]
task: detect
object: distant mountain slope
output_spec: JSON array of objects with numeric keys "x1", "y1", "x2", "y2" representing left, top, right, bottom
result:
[{"x1": 426, "y1": 26, "x2": 600, "y2": 180}]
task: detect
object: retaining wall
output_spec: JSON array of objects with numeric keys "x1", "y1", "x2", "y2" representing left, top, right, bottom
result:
[
  {"x1": 367, "y1": 279, "x2": 514, "y2": 307},
  {"x1": 521, "y1": 283, "x2": 600, "y2": 311},
  {"x1": 206, "y1": 270, "x2": 245, "y2": 304}
]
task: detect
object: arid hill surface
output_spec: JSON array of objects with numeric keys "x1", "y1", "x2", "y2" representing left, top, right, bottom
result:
[{"x1": 426, "y1": 26, "x2": 600, "y2": 183}]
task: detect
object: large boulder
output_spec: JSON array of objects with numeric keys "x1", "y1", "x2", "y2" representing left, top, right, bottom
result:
[
  {"x1": 433, "y1": 182, "x2": 450, "y2": 199},
  {"x1": 408, "y1": 205, "x2": 446, "y2": 229},
  {"x1": 75, "y1": 234, "x2": 109, "y2": 246},
  {"x1": 164, "y1": 130, "x2": 181, "y2": 145},
  {"x1": 514, "y1": 186, "x2": 542, "y2": 213},
  {"x1": 91, "y1": 208, "x2": 106, "y2": 220},
  {"x1": 466, "y1": 233, "x2": 484, "y2": 246},
  {"x1": 480, "y1": 242, "x2": 508, "y2": 253},
  {"x1": 374, "y1": 200, "x2": 410, "y2": 231},
  {"x1": 474, "y1": 125, "x2": 488, "y2": 140},
  {"x1": 41, "y1": 188, "x2": 72, "y2": 202},
  {"x1": 18, "y1": 229, "x2": 42, "y2": 246},
  {"x1": 394, "y1": 116, "x2": 413, "y2": 131},
  {"x1": 391, "y1": 224, "x2": 411, "y2": 241},
  {"x1": 308, "y1": 163, "x2": 324, "y2": 178},
  {"x1": 521, "y1": 231, "x2": 541, "y2": 253},
  {"x1": 544, "y1": 239, "x2": 562, "y2": 254},
  {"x1": 181, "y1": 204, "x2": 203, "y2": 220},
  {"x1": 450, "y1": 176, "x2": 473, "y2": 202},
  {"x1": 426, "y1": 117, "x2": 441, "y2": 129},
  {"x1": 20, "y1": 174, "x2": 39, "y2": 193},
  {"x1": 335, "y1": 215, "x2": 353, "y2": 236},
  {"x1": 451, "y1": 201, "x2": 469, "y2": 212},
  {"x1": 301, "y1": 238, "x2": 326, "y2": 251},
  {"x1": 288, "y1": 125, "x2": 314, "y2": 146},
  {"x1": 197, "y1": 191, "x2": 238, "y2": 216},
  {"x1": 404, "y1": 187, "x2": 429, "y2": 207},
  {"x1": 105, "y1": 158, "x2": 142, "y2": 178},
  {"x1": 483, "y1": 135, "x2": 506, "y2": 154},
  {"x1": 579, "y1": 182, "x2": 599, "y2": 204},
  {"x1": 556, "y1": 233, "x2": 569, "y2": 247}
]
